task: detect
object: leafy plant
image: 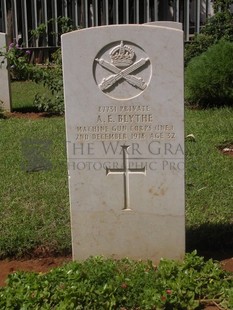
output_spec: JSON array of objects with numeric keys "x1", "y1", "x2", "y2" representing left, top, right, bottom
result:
[
  {"x1": 0, "y1": 17, "x2": 76, "y2": 114},
  {"x1": 30, "y1": 23, "x2": 47, "y2": 40},
  {"x1": 55, "y1": 16, "x2": 76, "y2": 39},
  {"x1": 0, "y1": 252, "x2": 232, "y2": 309},
  {"x1": 31, "y1": 17, "x2": 76, "y2": 114},
  {"x1": 33, "y1": 49, "x2": 64, "y2": 114},
  {"x1": 184, "y1": 33, "x2": 215, "y2": 66},
  {"x1": 185, "y1": 1, "x2": 233, "y2": 66},
  {"x1": 0, "y1": 43, "x2": 33, "y2": 80},
  {"x1": 185, "y1": 39, "x2": 233, "y2": 107},
  {"x1": 213, "y1": 0, "x2": 233, "y2": 12}
]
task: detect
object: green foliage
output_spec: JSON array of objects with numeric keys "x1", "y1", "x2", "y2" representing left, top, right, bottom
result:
[
  {"x1": 31, "y1": 17, "x2": 76, "y2": 114},
  {"x1": 31, "y1": 16, "x2": 77, "y2": 114},
  {"x1": 0, "y1": 17, "x2": 75, "y2": 114},
  {"x1": 184, "y1": 34, "x2": 215, "y2": 66},
  {"x1": 213, "y1": 0, "x2": 233, "y2": 12},
  {"x1": 33, "y1": 49, "x2": 64, "y2": 114},
  {"x1": 55, "y1": 16, "x2": 77, "y2": 36},
  {"x1": 0, "y1": 252, "x2": 232, "y2": 309},
  {"x1": 0, "y1": 43, "x2": 33, "y2": 80},
  {"x1": 185, "y1": 40, "x2": 233, "y2": 107},
  {"x1": 185, "y1": 0, "x2": 233, "y2": 106},
  {"x1": 203, "y1": 11, "x2": 233, "y2": 41},
  {"x1": 185, "y1": 7, "x2": 233, "y2": 66},
  {"x1": 31, "y1": 16, "x2": 75, "y2": 45},
  {"x1": 30, "y1": 23, "x2": 47, "y2": 40}
]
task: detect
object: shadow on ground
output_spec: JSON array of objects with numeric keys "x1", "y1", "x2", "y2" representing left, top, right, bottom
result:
[
  {"x1": 0, "y1": 110, "x2": 7, "y2": 119},
  {"x1": 12, "y1": 106, "x2": 40, "y2": 113},
  {"x1": 11, "y1": 107, "x2": 62, "y2": 118},
  {"x1": 186, "y1": 222, "x2": 233, "y2": 260}
]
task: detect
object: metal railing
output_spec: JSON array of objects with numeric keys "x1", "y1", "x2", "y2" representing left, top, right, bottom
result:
[{"x1": 0, "y1": 0, "x2": 214, "y2": 48}]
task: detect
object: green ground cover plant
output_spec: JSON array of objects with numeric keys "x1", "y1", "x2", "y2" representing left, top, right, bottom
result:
[{"x1": 0, "y1": 252, "x2": 232, "y2": 309}]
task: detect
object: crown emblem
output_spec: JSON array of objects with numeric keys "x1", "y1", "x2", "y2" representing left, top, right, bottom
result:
[{"x1": 110, "y1": 41, "x2": 135, "y2": 68}]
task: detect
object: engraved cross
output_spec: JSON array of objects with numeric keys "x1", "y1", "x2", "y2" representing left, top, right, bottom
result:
[{"x1": 106, "y1": 145, "x2": 146, "y2": 211}]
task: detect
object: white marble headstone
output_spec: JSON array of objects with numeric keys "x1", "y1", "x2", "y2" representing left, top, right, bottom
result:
[
  {"x1": 146, "y1": 21, "x2": 183, "y2": 30},
  {"x1": 62, "y1": 25, "x2": 185, "y2": 262},
  {"x1": 0, "y1": 33, "x2": 11, "y2": 111}
]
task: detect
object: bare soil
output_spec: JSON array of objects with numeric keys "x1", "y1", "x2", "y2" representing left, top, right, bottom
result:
[{"x1": 0, "y1": 256, "x2": 72, "y2": 287}]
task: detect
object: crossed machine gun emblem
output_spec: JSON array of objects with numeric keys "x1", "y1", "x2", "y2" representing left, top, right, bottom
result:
[{"x1": 95, "y1": 41, "x2": 149, "y2": 91}]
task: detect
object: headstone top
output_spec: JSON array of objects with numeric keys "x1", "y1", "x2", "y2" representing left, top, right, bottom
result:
[{"x1": 145, "y1": 21, "x2": 183, "y2": 30}]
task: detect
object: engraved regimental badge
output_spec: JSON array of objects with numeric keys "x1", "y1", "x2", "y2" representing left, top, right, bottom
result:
[{"x1": 94, "y1": 41, "x2": 151, "y2": 100}]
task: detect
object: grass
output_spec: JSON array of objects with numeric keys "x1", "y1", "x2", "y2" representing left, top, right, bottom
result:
[
  {"x1": 185, "y1": 107, "x2": 233, "y2": 225},
  {"x1": 0, "y1": 81, "x2": 232, "y2": 259},
  {"x1": 185, "y1": 107, "x2": 233, "y2": 253},
  {"x1": 0, "y1": 115, "x2": 70, "y2": 258},
  {"x1": 11, "y1": 80, "x2": 51, "y2": 112}
]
